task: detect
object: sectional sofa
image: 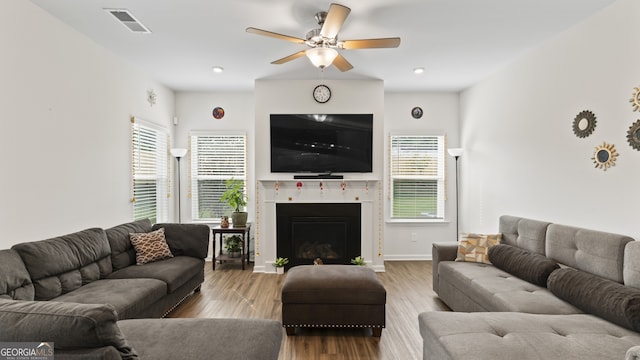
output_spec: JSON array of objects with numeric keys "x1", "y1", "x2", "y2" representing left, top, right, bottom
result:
[
  {"x1": 0, "y1": 219, "x2": 282, "y2": 359},
  {"x1": 420, "y1": 215, "x2": 640, "y2": 360}
]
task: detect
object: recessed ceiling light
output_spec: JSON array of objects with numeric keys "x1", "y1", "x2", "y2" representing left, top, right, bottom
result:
[
  {"x1": 212, "y1": 66, "x2": 224, "y2": 73},
  {"x1": 413, "y1": 67, "x2": 425, "y2": 74}
]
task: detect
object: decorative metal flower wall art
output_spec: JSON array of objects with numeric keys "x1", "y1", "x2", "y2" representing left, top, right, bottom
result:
[
  {"x1": 572, "y1": 110, "x2": 597, "y2": 138},
  {"x1": 627, "y1": 119, "x2": 640, "y2": 151},
  {"x1": 630, "y1": 87, "x2": 640, "y2": 112},
  {"x1": 591, "y1": 142, "x2": 618, "y2": 171}
]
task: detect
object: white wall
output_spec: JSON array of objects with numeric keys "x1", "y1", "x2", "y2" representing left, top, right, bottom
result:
[
  {"x1": 0, "y1": 0, "x2": 175, "y2": 248},
  {"x1": 383, "y1": 93, "x2": 460, "y2": 259},
  {"x1": 459, "y1": 0, "x2": 640, "y2": 238}
]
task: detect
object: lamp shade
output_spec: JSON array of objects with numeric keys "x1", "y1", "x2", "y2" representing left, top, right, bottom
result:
[
  {"x1": 448, "y1": 148, "x2": 464, "y2": 157},
  {"x1": 170, "y1": 148, "x2": 188, "y2": 158},
  {"x1": 306, "y1": 47, "x2": 338, "y2": 69}
]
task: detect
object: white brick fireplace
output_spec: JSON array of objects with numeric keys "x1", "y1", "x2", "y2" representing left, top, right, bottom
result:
[{"x1": 254, "y1": 179, "x2": 383, "y2": 273}]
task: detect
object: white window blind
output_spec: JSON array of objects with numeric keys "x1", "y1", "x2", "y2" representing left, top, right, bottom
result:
[
  {"x1": 390, "y1": 135, "x2": 445, "y2": 219},
  {"x1": 131, "y1": 118, "x2": 169, "y2": 223},
  {"x1": 190, "y1": 133, "x2": 246, "y2": 221}
]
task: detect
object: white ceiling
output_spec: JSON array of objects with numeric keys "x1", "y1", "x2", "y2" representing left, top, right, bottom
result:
[{"x1": 30, "y1": 0, "x2": 616, "y2": 92}]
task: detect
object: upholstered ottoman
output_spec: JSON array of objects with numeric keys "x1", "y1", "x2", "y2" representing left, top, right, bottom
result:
[{"x1": 281, "y1": 265, "x2": 386, "y2": 336}]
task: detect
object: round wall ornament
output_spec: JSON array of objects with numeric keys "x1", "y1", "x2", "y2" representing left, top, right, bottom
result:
[
  {"x1": 572, "y1": 110, "x2": 596, "y2": 138},
  {"x1": 411, "y1": 106, "x2": 423, "y2": 119},
  {"x1": 212, "y1": 107, "x2": 225, "y2": 119},
  {"x1": 591, "y1": 142, "x2": 618, "y2": 171},
  {"x1": 630, "y1": 87, "x2": 640, "y2": 112},
  {"x1": 627, "y1": 119, "x2": 640, "y2": 151}
]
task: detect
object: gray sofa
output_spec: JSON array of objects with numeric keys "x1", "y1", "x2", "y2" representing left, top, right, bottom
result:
[
  {"x1": 0, "y1": 219, "x2": 282, "y2": 359},
  {"x1": 420, "y1": 215, "x2": 640, "y2": 360}
]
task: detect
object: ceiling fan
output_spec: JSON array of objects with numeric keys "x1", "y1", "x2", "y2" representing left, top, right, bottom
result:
[{"x1": 246, "y1": 3, "x2": 401, "y2": 71}]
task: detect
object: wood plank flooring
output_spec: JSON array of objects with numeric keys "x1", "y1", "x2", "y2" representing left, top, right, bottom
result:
[{"x1": 168, "y1": 261, "x2": 450, "y2": 360}]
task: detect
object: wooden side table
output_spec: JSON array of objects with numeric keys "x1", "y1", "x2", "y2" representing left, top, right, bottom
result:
[{"x1": 212, "y1": 224, "x2": 251, "y2": 270}]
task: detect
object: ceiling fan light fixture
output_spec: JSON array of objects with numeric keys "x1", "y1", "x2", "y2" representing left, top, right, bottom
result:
[
  {"x1": 413, "y1": 67, "x2": 425, "y2": 74},
  {"x1": 306, "y1": 47, "x2": 338, "y2": 69},
  {"x1": 211, "y1": 66, "x2": 224, "y2": 73}
]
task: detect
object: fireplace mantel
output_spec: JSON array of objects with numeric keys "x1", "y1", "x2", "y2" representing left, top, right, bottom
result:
[{"x1": 254, "y1": 179, "x2": 384, "y2": 273}]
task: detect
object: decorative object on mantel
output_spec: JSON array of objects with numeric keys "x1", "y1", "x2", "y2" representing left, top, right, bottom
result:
[
  {"x1": 572, "y1": 110, "x2": 597, "y2": 138},
  {"x1": 319, "y1": 181, "x2": 324, "y2": 191},
  {"x1": 627, "y1": 119, "x2": 640, "y2": 151},
  {"x1": 212, "y1": 106, "x2": 225, "y2": 119},
  {"x1": 147, "y1": 89, "x2": 157, "y2": 107},
  {"x1": 296, "y1": 181, "x2": 303, "y2": 191},
  {"x1": 592, "y1": 142, "x2": 618, "y2": 171},
  {"x1": 274, "y1": 181, "x2": 279, "y2": 194},
  {"x1": 411, "y1": 106, "x2": 423, "y2": 119},
  {"x1": 341, "y1": 181, "x2": 346, "y2": 191},
  {"x1": 630, "y1": 87, "x2": 640, "y2": 112}
]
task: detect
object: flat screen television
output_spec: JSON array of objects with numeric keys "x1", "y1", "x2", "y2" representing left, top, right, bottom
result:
[{"x1": 270, "y1": 114, "x2": 373, "y2": 173}]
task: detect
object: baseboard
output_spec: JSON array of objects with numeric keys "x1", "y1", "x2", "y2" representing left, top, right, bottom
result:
[{"x1": 383, "y1": 254, "x2": 432, "y2": 261}]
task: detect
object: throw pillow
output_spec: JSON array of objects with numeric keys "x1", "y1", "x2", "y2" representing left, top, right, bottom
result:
[
  {"x1": 548, "y1": 268, "x2": 640, "y2": 332},
  {"x1": 488, "y1": 244, "x2": 560, "y2": 287},
  {"x1": 455, "y1": 233, "x2": 502, "y2": 264},
  {"x1": 129, "y1": 228, "x2": 173, "y2": 265}
]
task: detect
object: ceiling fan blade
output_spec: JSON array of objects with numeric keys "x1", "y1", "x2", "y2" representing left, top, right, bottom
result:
[
  {"x1": 332, "y1": 53, "x2": 353, "y2": 72},
  {"x1": 246, "y1": 27, "x2": 305, "y2": 44},
  {"x1": 271, "y1": 50, "x2": 307, "y2": 65},
  {"x1": 320, "y1": 3, "x2": 351, "y2": 39},
  {"x1": 341, "y1": 37, "x2": 401, "y2": 49}
]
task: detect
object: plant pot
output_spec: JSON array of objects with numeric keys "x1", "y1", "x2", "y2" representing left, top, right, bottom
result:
[
  {"x1": 232, "y1": 212, "x2": 248, "y2": 227},
  {"x1": 229, "y1": 251, "x2": 241, "y2": 258},
  {"x1": 276, "y1": 267, "x2": 285, "y2": 275}
]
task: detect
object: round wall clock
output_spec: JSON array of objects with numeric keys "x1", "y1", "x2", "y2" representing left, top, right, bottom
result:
[
  {"x1": 313, "y1": 85, "x2": 331, "y2": 103},
  {"x1": 212, "y1": 107, "x2": 225, "y2": 119}
]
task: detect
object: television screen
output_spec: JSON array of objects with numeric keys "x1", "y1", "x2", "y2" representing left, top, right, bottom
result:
[{"x1": 270, "y1": 114, "x2": 373, "y2": 173}]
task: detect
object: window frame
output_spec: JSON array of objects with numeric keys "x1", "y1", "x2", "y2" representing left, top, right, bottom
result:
[
  {"x1": 388, "y1": 133, "x2": 446, "y2": 223},
  {"x1": 189, "y1": 131, "x2": 247, "y2": 222}
]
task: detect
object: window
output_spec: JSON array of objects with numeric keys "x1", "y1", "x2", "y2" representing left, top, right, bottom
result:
[
  {"x1": 190, "y1": 133, "x2": 246, "y2": 221},
  {"x1": 131, "y1": 118, "x2": 169, "y2": 223},
  {"x1": 389, "y1": 135, "x2": 445, "y2": 220}
]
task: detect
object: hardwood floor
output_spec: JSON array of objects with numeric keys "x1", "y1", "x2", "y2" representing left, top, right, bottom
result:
[{"x1": 168, "y1": 261, "x2": 450, "y2": 360}]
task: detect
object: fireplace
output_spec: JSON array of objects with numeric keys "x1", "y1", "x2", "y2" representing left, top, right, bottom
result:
[{"x1": 276, "y1": 203, "x2": 361, "y2": 269}]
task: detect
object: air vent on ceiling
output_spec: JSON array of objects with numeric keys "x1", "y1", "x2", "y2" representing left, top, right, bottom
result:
[{"x1": 104, "y1": 9, "x2": 151, "y2": 33}]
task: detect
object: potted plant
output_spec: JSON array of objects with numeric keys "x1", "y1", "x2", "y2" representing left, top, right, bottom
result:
[
  {"x1": 224, "y1": 235, "x2": 242, "y2": 258},
  {"x1": 351, "y1": 256, "x2": 366, "y2": 266},
  {"x1": 220, "y1": 178, "x2": 248, "y2": 227},
  {"x1": 274, "y1": 257, "x2": 289, "y2": 274}
]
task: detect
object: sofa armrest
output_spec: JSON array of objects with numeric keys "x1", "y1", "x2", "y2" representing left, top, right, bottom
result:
[
  {"x1": 432, "y1": 242, "x2": 458, "y2": 294},
  {"x1": 152, "y1": 223, "x2": 210, "y2": 259}
]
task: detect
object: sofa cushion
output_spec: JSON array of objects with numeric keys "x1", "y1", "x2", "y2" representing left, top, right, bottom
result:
[
  {"x1": 0, "y1": 249, "x2": 34, "y2": 300},
  {"x1": 546, "y1": 223, "x2": 632, "y2": 283},
  {"x1": 455, "y1": 233, "x2": 501, "y2": 264},
  {"x1": 437, "y1": 261, "x2": 581, "y2": 314},
  {"x1": 419, "y1": 311, "x2": 640, "y2": 360},
  {"x1": 106, "y1": 219, "x2": 153, "y2": 271},
  {"x1": 548, "y1": 268, "x2": 640, "y2": 332},
  {"x1": 118, "y1": 318, "x2": 282, "y2": 360},
  {"x1": 624, "y1": 241, "x2": 640, "y2": 289},
  {"x1": 129, "y1": 227, "x2": 173, "y2": 265},
  {"x1": 108, "y1": 256, "x2": 204, "y2": 293},
  {"x1": 488, "y1": 244, "x2": 559, "y2": 287},
  {"x1": 152, "y1": 223, "x2": 210, "y2": 258},
  {"x1": 0, "y1": 299, "x2": 137, "y2": 359},
  {"x1": 499, "y1": 215, "x2": 551, "y2": 255},
  {"x1": 12, "y1": 228, "x2": 112, "y2": 301},
  {"x1": 51, "y1": 278, "x2": 167, "y2": 320}
]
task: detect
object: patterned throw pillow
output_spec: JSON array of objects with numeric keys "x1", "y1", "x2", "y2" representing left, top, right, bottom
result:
[
  {"x1": 455, "y1": 233, "x2": 502, "y2": 264},
  {"x1": 129, "y1": 228, "x2": 173, "y2": 265}
]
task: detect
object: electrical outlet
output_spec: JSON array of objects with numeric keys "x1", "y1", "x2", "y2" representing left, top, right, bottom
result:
[{"x1": 411, "y1": 233, "x2": 417, "y2": 242}]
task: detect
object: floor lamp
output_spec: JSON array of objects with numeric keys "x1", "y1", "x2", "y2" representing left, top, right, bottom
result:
[
  {"x1": 448, "y1": 148, "x2": 464, "y2": 242},
  {"x1": 170, "y1": 148, "x2": 188, "y2": 223}
]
